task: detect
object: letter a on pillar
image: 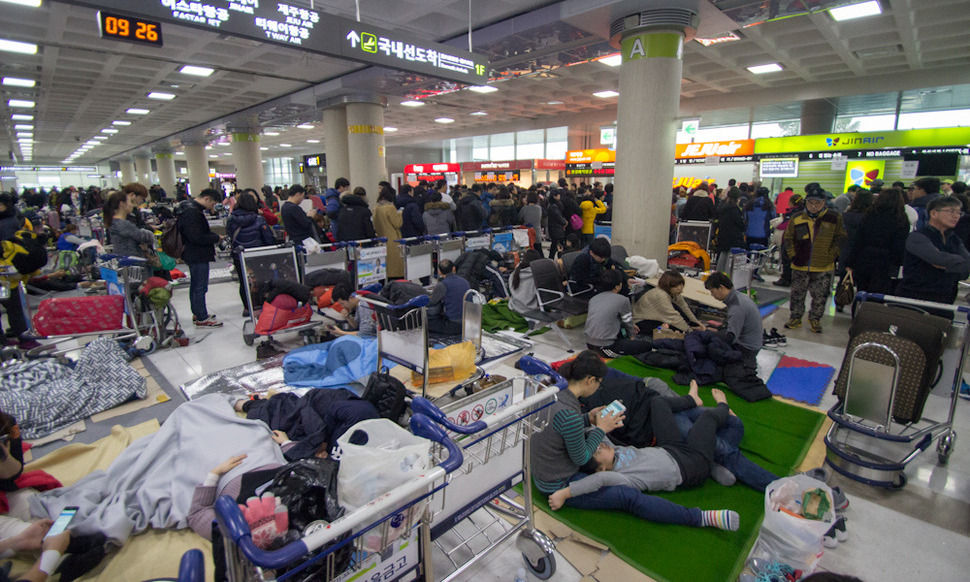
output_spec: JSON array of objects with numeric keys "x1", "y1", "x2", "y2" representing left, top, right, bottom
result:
[{"x1": 628, "y1": 38, "x2": 645, "y2": 59}]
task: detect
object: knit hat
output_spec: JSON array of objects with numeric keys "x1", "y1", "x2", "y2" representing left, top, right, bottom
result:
[{"x1": 804, "y1": 189, "x2": 826, "y2": 201}]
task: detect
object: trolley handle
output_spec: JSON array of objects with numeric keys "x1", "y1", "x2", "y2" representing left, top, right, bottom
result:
[
  {"x1": 516, "y1": 355, "x2": 568, "y2": 390},
  {"x1": 858, "y1": 292, "x2": 970, "y2": 314},
  {"x1": 343, "y1": 237, "x2": 388, "y2": 247},
  {"x1": 99, "y1": 253, "x2": 149, "y2": 266},
  {"x1": 412, "y1": 396, "x2": 485, "y2": 434},
  {"x1": 410, "y1": 412, "x2": 463, "y2": 473}
]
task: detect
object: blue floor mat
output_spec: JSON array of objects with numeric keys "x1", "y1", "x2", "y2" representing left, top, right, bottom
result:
[{"x1": 766, "y1": 365, "x2": 835, "y2": 406}]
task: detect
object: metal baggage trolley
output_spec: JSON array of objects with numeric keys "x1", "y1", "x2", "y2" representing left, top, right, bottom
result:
[
  {"x1": 824, "y1": 293, "x2": 967, "y2": 488},
  {"x1": 409, "y1": 355, "x2": 566, "y2": 580},
  {"x1": 397, "y1": 236, "x2": 437, "y2": 282},
  {"x1": 726, "y1": 244, "x2": 771, "y2": 291},
  {"x1": 345, "y1": 237, "x2": 389, "y2": 290},
  {"x1": 240, "y1": 245, "x2": 324, "y2": 347},
  {"x1": 214, "y1": 412, "x2": 464, "y2": 582},
  {"x1": 435, "y1": 234, "x2": 465, "y2": 266}
]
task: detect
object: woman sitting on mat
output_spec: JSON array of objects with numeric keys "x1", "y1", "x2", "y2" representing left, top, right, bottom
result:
[
  {"x1": 529, "y1": 351, "x2": 739, "y2": 531},
  {"x1": 632, "y1": 270, "x2": 706, "y2": 334}
]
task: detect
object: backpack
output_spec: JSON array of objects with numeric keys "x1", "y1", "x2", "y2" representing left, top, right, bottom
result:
[
  {"x1": 361, "y1": 370, "x2": 408, "y2": 422},
  {"x1": 159, "y1": 218, "x2": 184, "y2": 259},
  {"x1": 1, "y1": 230, "x2": 48, "y2": 275}
]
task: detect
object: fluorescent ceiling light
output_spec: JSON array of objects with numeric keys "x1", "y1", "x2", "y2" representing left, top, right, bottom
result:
[
  {"x1": 296, "y1": 124, "x2": 314, "y2": 129},
  {"x1": 93, "y1": 136, "x2": 108, "y2": 140},
  {"x1": 2, "y1": 77, "x2": 35, "y2": 87},
  {"x1": 126, "y1": 108, "x2": 150, "y2": 115},
  {"x1": 14, "y1": 124, "x2": 32, "y2": 130},
  {"x1": 384, "y1": 127, "x2": 398, "y2": 132},
  {"x1": 306, "y1": 139, "x2": 320, "y2": 143},
  {"x1": 179, "y1": 65, "x2": 214, "y2": 76},
  {"x1": 11, "y1": 114, "x2": 33, "y2": 120},
  {"x1": 209, "y1": 154, "x2": 218, "y2": 158},
  {"x1": 598, "y1": 54, "x2": 622, "y2": 67},
  {"x1": 747, "y1": 63, "x2": 783, "y2": 74},
  {"x1": 101, "y1": 128, "x2": 119, "y2": 133},
  {"x1": 223, "y1": 152, "x2": 232, "y2": 156},
  {"x1": 147, "y1": 91, "x2": 176, "y2": 100},
  {"x1": 84, "y1": 140, "x2": 99, "y2": 145},
  {"x1": 400, "y1": 100, "x2": 424, "y2": 107},
  {"x1": 545, "y1": 100, "x2": 563, "y2": 105},
  {"x1": 593, "y1": 90, "x2": 619, "y2": 98},
  {"x1": 175, "y1": 151, "x2": 184, "y2": 155},
  {"x1": 16, "y1": 132, "x2": 32, "y2": 138},
  {"x1": 434, "y1": 117, "x2": 455, "y2": 124},
  {"x1": 17, "y1": 138, "x2": 33, "y2": 143},
  {"x1": 8, "y1": 99, "x2": 34, "y2": 108},
  {"x1": 263, "y1": 131, "x2": 280, "y2": 136},
  {"x1": 830, "y1": 0, "x2": 882, "y2": 21},
  {"x1": 0, "y1": 1, "x2": 42, "y2": 8},
  {"x1": 260, "y1": 147, "x2": 268, "y2": 150},
  {"x1": 217, "y1": 142, "x2": 230, "y2": 146},
  {"x1": 468, "y1": 85, "x2": 497, "y2": 93},
  {"x1": 0, "y1": 39, "x2": 37, "y2": 54},
  {"x1": 470, "y1": 111, "x2": 488, "y2": 116},
  {"x1": 279, "y1": 143, "x2": 292, "y2": 147},
  {"x1": 112, "y1": 120, "x2": 131, "y2": 126}
]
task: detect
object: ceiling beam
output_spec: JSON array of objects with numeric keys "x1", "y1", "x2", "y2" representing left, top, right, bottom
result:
[
  {"x1": 806, "y1": 11, "x2": 866, "y2": 76},
  {"x1": 886, "y1": 0, "x2": 922, "y2": 70}
]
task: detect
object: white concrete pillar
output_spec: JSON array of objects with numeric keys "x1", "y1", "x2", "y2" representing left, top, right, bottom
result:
[
  {"x1": 119, "y1": 159, "x2": 136, "y2": 184},
  {"x1": 184, "y1": 143, "x2": 210, "y2": 196},
  {"x1": 230, "y1": 130, "x2": 265, "y2": 192},
  {"x1": 346, "y1": 101, "x2": 387, "y2": 198},
  {"x1": 134, "y1": 156, "x2": 152, "y2": 185},
  {"x1": 154, "y1": 150, "x2": 177, "y2": 198},
  {"x1": 612, "y1": 6, "x2": 696, "y2": 262},
  {"x1": 322, "y1": 106, "x2": 350, "y2": 189}
]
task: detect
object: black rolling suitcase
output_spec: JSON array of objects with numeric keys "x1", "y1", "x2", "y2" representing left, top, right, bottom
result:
[{"x1": 833, "y1": 301, "x2": 950, "y2": 423}]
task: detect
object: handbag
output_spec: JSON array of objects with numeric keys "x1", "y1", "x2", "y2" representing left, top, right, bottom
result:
[
  {"x1": 834, "y1": 272, "x2": 855, "y2": 308},
  {"x1": 140, "y1": 244, "x2": 162, "y2": 269}
]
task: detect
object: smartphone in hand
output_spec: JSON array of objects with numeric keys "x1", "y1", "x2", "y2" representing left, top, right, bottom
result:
[
  {"x1": 600, "y1": 400, "x2": 627, "y2": 418},
  {"x1": 45, "y1": 506, "x2": 79, "y2": 539}
]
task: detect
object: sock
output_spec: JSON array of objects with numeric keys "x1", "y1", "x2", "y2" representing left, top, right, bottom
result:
[
  {"x1": 709, "y1": 463, "x2": 737, "y2": 487},
  {"x1": 38, "y1": 550, "x2": 64, "y2": 575},
  {"x1": 701, "y1": 510, "x2": 739, "y2": 531},
  {"x1": 57, "y1": 545, "x2": 107, "y2": 582}
]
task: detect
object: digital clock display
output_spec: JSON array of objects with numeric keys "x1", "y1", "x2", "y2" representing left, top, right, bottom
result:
[{"x1": 98, "y1": 11, "x2": 163, "y2": 47}]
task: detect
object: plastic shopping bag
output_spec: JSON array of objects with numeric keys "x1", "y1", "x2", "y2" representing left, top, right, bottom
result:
[
  {"x1": 748, "y1": 474, "x2": 836, "y2": 574},
  {"x1": 334, "y1": 419, "x2": 431, "y2": 550},
  {"x1": 412, "y1": 341, "x2": 476, "y2": 385}
]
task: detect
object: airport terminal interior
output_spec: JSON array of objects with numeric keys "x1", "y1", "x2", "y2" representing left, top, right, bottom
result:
[{"x1": 2, "y1": 0, "x2": 970, "y2": 581}]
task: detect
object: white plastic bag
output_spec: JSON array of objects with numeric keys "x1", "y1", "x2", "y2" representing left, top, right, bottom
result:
[
  {"x1": 627, "y1": 256, "x2": 660, "y2": 278},
  {"x1": 334, "y1": 419, "x2": 431, "y2": 550},
  {"x1": 749, "y1": 474, "x2": 835, "y2": 574}
]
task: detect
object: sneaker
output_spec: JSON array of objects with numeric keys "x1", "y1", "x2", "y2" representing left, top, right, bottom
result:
[
  {"x1": 763, "y1": 330, "x2": 774, "y2": 346},
  {"x1": 769, "y1": 328, "x2": 787, "y2": 346},
  {"x1": 784, "y1": 318, "x2": 802, "y2": 329},
  {"x1": 772, "y1": 279, "x2": 791, "y2": 287},
  {"x1": 809, "y1": 319, "x2": 823, "y2": 333},
  {"x1": 823, "y1": 516, "x2": 848, "y2": 548},
  {"x1": 831, "y1": 485, "x2": 850, "y2": 513},
  {"x1": 193, "y1": 316, "x2": 224, "y2": 327},
  {"x1": 600, "y1": 347, "x2": 622, "y2": 359},
  {"x1": 801, "y1": 466, "x2": 829, "y2": 483},
  {"x1": 256, "y1": 341, "x2": 285, "y2": 360}
]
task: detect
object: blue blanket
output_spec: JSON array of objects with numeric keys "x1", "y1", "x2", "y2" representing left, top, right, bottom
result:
[{"x1": 282, "y1": 336, "x2": 390, "y2": 388}]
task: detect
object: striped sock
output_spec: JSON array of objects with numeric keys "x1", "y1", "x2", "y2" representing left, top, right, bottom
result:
[{"x1": 701, "y1": 510, "x2": 739, "y2": 531}]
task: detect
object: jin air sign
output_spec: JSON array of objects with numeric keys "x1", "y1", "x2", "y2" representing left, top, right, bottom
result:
[{"x1": 67, "y1": 0, "x2": 488, "y2": 85}]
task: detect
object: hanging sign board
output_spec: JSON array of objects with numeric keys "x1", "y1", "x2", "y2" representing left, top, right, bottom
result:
[
  {"x1": 759, "y1": 157, "x2": 799, "y2": 178},
  {"x1": 900, "y1": 160, "x2": 919, "y2": 180},
  {"x1": 69, "y1": 0, "x2": 489, "y2": 85}
]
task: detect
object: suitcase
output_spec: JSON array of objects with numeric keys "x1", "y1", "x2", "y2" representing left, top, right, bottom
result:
[
  {"x1": 834, "y1": 301, "x2": 950, "y2": 423},
  {"x1": 32, "y1": 295, "x2": 125, "y2": 336}
]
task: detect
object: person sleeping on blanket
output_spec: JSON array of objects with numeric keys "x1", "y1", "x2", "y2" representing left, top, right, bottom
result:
[
  {"x1": 0, "y1": 411, "x2": 108, "y2": 582},
  {"x1": 530, "y1": 351, "x2": 739, "y2": 532},
  {"x1": 547, "y1": 387, "x2": 740, "y2": 533}
]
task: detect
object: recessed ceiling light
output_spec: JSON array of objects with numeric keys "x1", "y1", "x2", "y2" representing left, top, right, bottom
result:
[
  {"x1": 217, "y1": 142, "x2": 230, "y2": 146},
  {"x1": 263, "y1": 131, "x2": 280, "y2": 136},
  {"x1": 830, "y1": 0, "x2": 882, "y2": 21},
  {"x1": 101, "y1": 128, "x2": 119, "y2": 134},
  {"x1": 147, "y1": 91, "x2": 176, "y2": 100},
  {"x1": 259, "y1": 147, "x2": 268, "y2": 151},
  {"x1": 279, "y1": 143, "x2": 292, "y2": 147},
  {"x1": 16, "y1": 132, "x2": 32, "y2": 138},
  {"x1": 598, "y1": 54, "x2": 622, "y2": 67},
  {"x1": 544, "y1": 100, "x2": 563, "y2": 105},
  {"x1": 593, "y1": 90, "x2": 619, "y2": 98},
  {"x1": 175, "y1": 151, "x2": 184, "y2": 155},
  {"x1": 2, "y1": 77, "x2": 35, "y2": 87},
  {"x1": 84, "y1": 140, "x2": 99, "y2": 145},
  {"x1": 297, "y1": 124, "x2": 314, "y2": 129},
  {"x1": 434, "y1": 117, "x2": 455, "y2": 124},
  {"x1": 205, "y1": 145, "x2": 212, "y2": 150},
  {"x1": 384, "y1": 127, "x2": 398, "y2": 132},
  {"x1": 400, "y1": 100, "x2": 424, "y2": 107},
  {"x1": 11, "y1": 114, "x2": 33, "y2": 120},
  {"x1": 7, "y1": 99, "x2": 34, "y2": 108},
  {"x1": 13, "y1": 124, "x2": 32, "y2": 130},
  {"x1": 93, "y1": 136, "x2": 108, "y2": 140},
  {"x1": 16, "y1": 138, "x2": 33, "y2": 143},
  {"x1": 468, "y1": 85, "x2": 498, "y2": 93},
  {"x1": 179, "y1": 65, "x2": 214, "y2": 76},
  {"x1": 112, "y1": 120, "x2": 132, "y2": 126},
  {"x1": 470, "y1": 111, "x2": 488, "y2": 116},
  {"x1": 223, "y1": 152, "x2": 232, "y2": 156},
  {"x1": 747, "y1": 63, "x2": 783, "y2": 74},
  {"x1": 306, "y1": 139, "x2": 320, "y2": 143},
  {"x1": 209, "y1": 154, "x2": 218, "y2": 158},
  {"x1": 0, "y1": 39, "x2": 37, "y2": 54},
  {"x1": 126, "y1": 108, "x2": 150, "y2": 115}
]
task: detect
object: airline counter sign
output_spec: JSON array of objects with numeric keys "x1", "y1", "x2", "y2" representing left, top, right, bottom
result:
[
  {"x1": 675, "y1": 140, "x2": 754, "y2": 159},
  {"x1": 404, "y1": 163, "x2": 461, "y2": 174},
  {"x1": 754, "y1": 127, "x2": 970, "y2": 154}
]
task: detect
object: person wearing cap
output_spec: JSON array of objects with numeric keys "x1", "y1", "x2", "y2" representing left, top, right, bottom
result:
[
  {"x1": 896, "y1": 196, "x2": 970, "y2": 306},
  {"x1": 782, "y1": 187, "x2": 846, "y2": 333}
]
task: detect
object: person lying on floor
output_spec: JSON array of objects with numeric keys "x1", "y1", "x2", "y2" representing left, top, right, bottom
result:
[
  {"x1": 0, "y1": 411, "x2": 108, "y2": 582},
  {"x1": 548, "y1": 387, "x2": 740, "y2": 532},
  {"x1": 530, "y1": 351, "x2": 739, "y2": 531},
  {"x1": 585, "y1": 269, "x2": 653, "y2": 357},
  {"x1": 6, "y1": 530, "x2": 86, "y2": 582}
]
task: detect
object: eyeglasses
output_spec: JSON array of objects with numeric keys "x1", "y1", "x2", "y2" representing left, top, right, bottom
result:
[{"x1": 937, "y1": 208, "x2": 965, "y2": 215}]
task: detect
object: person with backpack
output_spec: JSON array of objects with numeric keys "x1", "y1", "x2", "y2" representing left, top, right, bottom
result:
[
  {"x1": 334, "y1": 187, "x2": 375, "y2": 242},
  {"x1": 227, "y1": 192, "x2": 275, "y2": 317},
  {"x1": 322, "y1": 178, "x2": 349, "y2": 239},
  {"x1": 488, "y1": 188, "x2": 516, "y2": 228},
  {"x1": 546, "y1": 189, "x2": 568, "y2": 259},
  {"x1": 457, "y1": 185, "x2": 487, "y2": 232},
  {"x1": 176, "y1": 188, "x2": 225, "y2": 327}
]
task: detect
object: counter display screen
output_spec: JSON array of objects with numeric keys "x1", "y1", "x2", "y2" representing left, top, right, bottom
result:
[
  {"x1": 474, "y1": 171, "x2": 520, "y2": 182},
  {"x1": 565, "y1": 162, "x2": 615, "y2": 177}
]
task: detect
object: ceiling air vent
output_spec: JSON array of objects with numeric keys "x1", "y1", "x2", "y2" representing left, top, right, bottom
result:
[{"x1": 853, "y1": 45, "x2": 903, "y2": 59}]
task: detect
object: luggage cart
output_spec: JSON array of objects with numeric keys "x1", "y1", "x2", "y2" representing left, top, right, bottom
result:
[
  {"x1": 409, "y1": 355, "x2": 566, "y2": 581},
  {"x1": 214, "y1": 412, "x2": 464, "y2": 582},
  {"x1": 435, "y1": 234, "x2": 465, "y2": 266},
  {"x1": 726, "y1": 244, "x2": 771, "y2": 292},
  {"x1": 397, "y1": 236, "x2": 437, "y2": 283},
  {"x1": 676, "y1": 220, "x2": 713, "y2": 253},
  {"x1": 345, "y1": 237, "x2": 389, "y2": 289},
  {"x1": 240, "y1": 245, "x2": 323, "y2": 347},
  {"x1": 357, "y1": 290, "x2": 432, "y2": 397},
  {"x1": 824, "y1": 293, "x2": 967, "y2": 488}
]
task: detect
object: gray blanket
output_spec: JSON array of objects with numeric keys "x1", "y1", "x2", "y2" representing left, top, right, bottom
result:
[
  {"x1": 0, "y1": 338, "x2": 147, "y2": 438},
  {"x1": 29, "y1": 394, "x2": 286, "y2": 543}
]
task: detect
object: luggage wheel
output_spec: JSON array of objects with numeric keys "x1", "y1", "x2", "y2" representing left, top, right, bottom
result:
[{"x1": 937, "y1": 431, "x2": 956, "y2": 465}]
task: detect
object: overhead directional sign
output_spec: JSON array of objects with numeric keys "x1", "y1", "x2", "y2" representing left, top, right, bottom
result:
[{"x1": 66, "y1": 0, "x2": 489, "y2": 85}]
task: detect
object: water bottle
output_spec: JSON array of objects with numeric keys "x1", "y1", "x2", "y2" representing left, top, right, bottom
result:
[{"x1": 514, "y1": 567, "x2": 528, "y2": 582}]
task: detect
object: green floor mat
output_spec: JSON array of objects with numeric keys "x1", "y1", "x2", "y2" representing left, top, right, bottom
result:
[
  {"x1": 531, "y1": 356, "x2": 825, "y2": 582},
  {"x1": 482, "y1": 299, "x2": 530, "y2": 333}
]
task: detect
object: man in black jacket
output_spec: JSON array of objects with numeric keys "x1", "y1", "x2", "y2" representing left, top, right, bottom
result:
[
  {"x1": 335, "y1": 187, "x2": 376, "y2": 242},
  {"x1": 457, "y1": 186, "x2": 487, "y2": 231},
  {"x1": 280, "y1": 185, "x2": 318, "y2": 244},
  {"x1": 176, "y1": 188, "x2": 224, "y2": 327}
]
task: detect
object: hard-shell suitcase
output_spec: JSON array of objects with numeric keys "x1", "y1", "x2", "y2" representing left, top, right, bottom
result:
[{"x1": 32, "y1": 295, "x2": 125, "y2": 336}]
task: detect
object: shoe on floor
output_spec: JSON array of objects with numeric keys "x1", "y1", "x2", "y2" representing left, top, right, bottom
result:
[
  {"x1": 809, "y1": 319, "x2": 823, "y2": 333},
  {"x1": 823, "y1": 516, "x2": 848, "y2": 548},
  {"x1": 193, "y1": 315, "x2": 223, "y2": 327},
  {"x1": 801, "y1": 466, "x2": 829, "y2": 483},
  {"x1": 772, "y1": 279, "x2": 791, "y2": 287},
  {"x1": 769, "y1": 328, "x2": 787, "y2": 346},
  {"x1": 256, "y1": 341, "x2": 286, "y2": 360},
  {"x1": 831, "y1": 485, "x2": 849, "y2": 513},
  {"x1": 784, "y1": 318, "x2": 802, "y2": 329}
]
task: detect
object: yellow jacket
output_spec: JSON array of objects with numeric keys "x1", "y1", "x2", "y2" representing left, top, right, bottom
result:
[{"x1": 579, "y1": 198, "x2": 606, "y2": 234}]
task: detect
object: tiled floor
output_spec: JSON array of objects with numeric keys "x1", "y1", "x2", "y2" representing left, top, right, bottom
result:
[{"x1": 136, "y1": 268, "x2": 970, "y2": 582}]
